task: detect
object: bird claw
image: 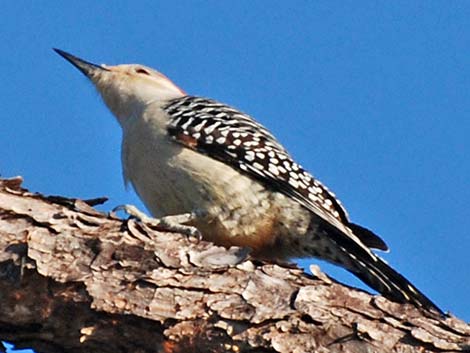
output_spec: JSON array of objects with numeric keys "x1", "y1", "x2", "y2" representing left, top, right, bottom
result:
[{"x1": 112, "y1": 204, "x2": 203, "y2": 240}]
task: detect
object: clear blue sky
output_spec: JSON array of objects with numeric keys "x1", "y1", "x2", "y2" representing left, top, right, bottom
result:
[{"x1": 1, "y1": 2, "x2": 469, "y2": 350}]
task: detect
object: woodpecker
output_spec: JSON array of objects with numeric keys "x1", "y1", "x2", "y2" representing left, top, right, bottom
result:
[{"x1": 54, "y1": 49, "x2": 443, "y2": 315}]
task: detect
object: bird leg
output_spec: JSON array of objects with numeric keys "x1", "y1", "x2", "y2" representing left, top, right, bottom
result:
[{"x1": 112, "y1": 204, "x2": 203, "y2": 239}]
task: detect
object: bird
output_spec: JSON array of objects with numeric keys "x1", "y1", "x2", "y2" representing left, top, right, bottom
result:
[{"x1": 54, "y1": 48, "x2": 443, "y2": 315}]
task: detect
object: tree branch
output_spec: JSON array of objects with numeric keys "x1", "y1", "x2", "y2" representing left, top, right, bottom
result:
[{"x1": 1, "y1": 177, "x2": 469, "y2": 353}]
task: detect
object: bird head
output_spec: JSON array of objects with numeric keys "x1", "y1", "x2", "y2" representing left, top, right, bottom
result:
[{"x1": 54, "y1": 49, "x2": 185, "y2": 125}]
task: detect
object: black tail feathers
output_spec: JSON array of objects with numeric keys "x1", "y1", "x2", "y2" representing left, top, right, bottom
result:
[
  {"x1": 349, "y1": 223, "x2": 388, "y2": 251},
  {"x1": 323, "y1": 222, "x2": 444, "y2": 316},
  {"x1": 347, "y1": 252, "x2": 444, "y2": 316}
]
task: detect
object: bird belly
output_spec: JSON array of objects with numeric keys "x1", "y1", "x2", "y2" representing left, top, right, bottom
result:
[{"x1": 121, "y1": 117, "x2": 312, "y2": 256}]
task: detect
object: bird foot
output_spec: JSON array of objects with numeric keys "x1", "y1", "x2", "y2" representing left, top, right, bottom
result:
[{"x1": 112, "y1": 204, "x2": 203, "y2": 239}]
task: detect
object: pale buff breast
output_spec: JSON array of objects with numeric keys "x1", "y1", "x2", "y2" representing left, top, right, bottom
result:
[{"x1": 121, "y1": 105, "x2": 312, "y2": 255}]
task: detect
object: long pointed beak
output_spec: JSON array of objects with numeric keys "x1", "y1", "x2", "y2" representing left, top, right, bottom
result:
[{"x1": 53, "y1": 48, "x2": 108, "y2": 78}]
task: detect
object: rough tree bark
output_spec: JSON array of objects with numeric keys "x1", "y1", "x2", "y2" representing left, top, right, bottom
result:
[{"x1": 0, "y1": 177, "x2": 469, "y2": 353}]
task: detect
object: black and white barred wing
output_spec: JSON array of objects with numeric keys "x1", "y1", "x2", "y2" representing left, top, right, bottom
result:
[{"x1": 163, "y1": 96, "x2": 386, "y2": 251}]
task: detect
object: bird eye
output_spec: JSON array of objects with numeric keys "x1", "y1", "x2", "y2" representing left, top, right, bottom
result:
[{"x1": 135, "y1": 68, "x2": 150, "y2": 75}]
